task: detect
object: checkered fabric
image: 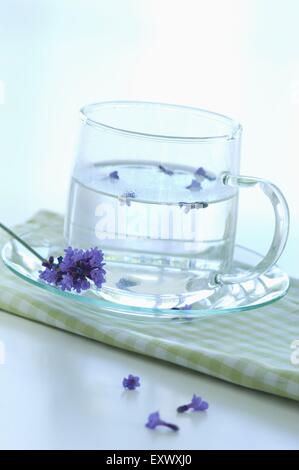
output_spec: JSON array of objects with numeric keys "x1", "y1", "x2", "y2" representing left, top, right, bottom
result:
[{"x1": 0, "y1": 211, "x2": 298, "y2": 401}]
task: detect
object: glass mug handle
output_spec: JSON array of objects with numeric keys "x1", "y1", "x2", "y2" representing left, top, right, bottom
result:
[{"x1": 214, "y1": 173, "x2": 290, "y2": 286}]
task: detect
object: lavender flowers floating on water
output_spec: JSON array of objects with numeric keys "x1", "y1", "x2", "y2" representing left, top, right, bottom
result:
[
  {"x1": 122, "y1": 374, "x2": 141, "y2": 390},
  {"x1": 145, "y1": 412, "x2": 179, "y2": 432},
  {"x1": 185, "y1": 179, "x2": 202, "y2": 192},
  {"x1": 39, "y1": 247, "x2": 106, "y2": 293},
  {"x1": 195, "y1": 166, "x2": 216, "y2": 181},
  {"x1": 158, "y1": 164, "x2": 174, "y2": 176},
  {"x1": 109, "y1": 170, "x2": 119, "y2": 180},
  {"x1": 177, "y1": 394, "x2": 209, "y2": 413},
  {"x1": 185, "y1": 167, "x2": 216, "y2": 193}
]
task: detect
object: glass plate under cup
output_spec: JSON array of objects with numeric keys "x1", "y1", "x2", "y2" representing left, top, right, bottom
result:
[{"x1": 1, "y1": 228, "x2": 289, "y2": 320}]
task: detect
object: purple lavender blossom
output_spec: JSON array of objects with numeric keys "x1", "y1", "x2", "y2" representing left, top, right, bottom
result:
[
  {"x1": 195, "y1": 167, "x2": 216, "y2": 181},
  {"x1": 109, "y1": 170, "x2": 119, "y2": 180},
  {"x1": 116, "y1": 278, "x2": 138, "y2": 290},
  {"x1": 185, "y1": 179, "x2": 202, "y2": 191},
  {"x1": 158, "y1": 164, "x2": 174, "y2": 176},
  {"x1": 177, "y1": 394, "x2": 209, "y2": 413},
  {"x1": 145, "y1": 412, "x2": 179, "y2": 432},
  {"x1": 122, "y1": 374, "x2": 140, "y2": 390},
  {"x1": 39, "y1": 247, "x2": 106, "y2": 293}
]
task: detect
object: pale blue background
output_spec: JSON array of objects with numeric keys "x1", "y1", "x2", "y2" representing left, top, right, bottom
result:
[{"x1": 0, "y1": 0, "x2": 298, "y2": 276}]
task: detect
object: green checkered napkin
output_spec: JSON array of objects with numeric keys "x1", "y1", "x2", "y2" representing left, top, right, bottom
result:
[{"x1": 0, "y1": 211, "x2": 298, "y2": 401}]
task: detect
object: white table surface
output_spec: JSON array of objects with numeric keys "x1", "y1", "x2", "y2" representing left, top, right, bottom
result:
[{"x1": 0, "y1": 308, "x2": 298, "y2": 450}]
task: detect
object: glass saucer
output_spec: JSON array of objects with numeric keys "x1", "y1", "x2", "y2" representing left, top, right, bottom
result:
[{"x1": 1, "y1": 228, "x2": 289, "y2": 320}]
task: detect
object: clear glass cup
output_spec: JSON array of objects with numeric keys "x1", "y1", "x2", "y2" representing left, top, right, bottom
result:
[{"x1": 64, "y1": 101, "x2": 289, "y2": 308}]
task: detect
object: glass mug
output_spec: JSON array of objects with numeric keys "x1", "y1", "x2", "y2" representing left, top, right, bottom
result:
[{"x1": 65, "y1": 101, "x2": 289, "y2": 309}]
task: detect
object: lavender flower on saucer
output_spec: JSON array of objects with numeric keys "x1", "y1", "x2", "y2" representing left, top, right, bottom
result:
[{"x1": 39, "y1": 247, "x2": 106, "y2": 293}]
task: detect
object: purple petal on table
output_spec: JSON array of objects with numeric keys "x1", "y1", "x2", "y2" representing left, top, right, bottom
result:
[{"x1": 122, "y1": 374, "x2": 141, "y2": 390}]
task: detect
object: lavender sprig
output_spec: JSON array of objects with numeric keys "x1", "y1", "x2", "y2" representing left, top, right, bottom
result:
[
  {"x1": 0, "y1": 223, "x2": 106, "y2": 295},
  {"x1": 177, "y1": 394, "x2": 209, "y2": 413},
  {"x1": 0, "y1": 222, "x2": 44, "y2": 262},
  {"x1": 145, "y1": 412, "x2": 179, "y2": 432},
  {"x1": 39, "y1": 247, "x2": 106, "y2": 293}
]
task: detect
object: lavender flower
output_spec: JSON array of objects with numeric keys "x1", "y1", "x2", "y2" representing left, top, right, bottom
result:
[
  {"x1": 39, "y1": 247, "x2": 106, "y2": 293},
  {"x1": 122, "y1": 374, "x2": 140, "y2": 390},
  {"x1": 195, "y1": 167, "x2": 216, "y2": 181},
  {"x1": 109, "y1": 170, "x2": 119, "y2": 180},
  {"x1": 177, "y1": 394, "x2": 209, "y2": 413},
  {"x1": 186, "y1": 179, "x2": 202, "y2": 192},
  {"x1": 145, "y1": 412, "x2": 179, "y2": 432},
  {"x1": 158, "y1": 164, "x2": 174, "y2": 176},
  {"x1": 116, "y1": 278, "x2": 138, "y2": 290}
]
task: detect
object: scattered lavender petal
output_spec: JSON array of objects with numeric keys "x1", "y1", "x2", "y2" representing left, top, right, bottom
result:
[
  {"x1": 145, "y1": 412, "x2": 179, "y2": 432},
  {"x1": 122, "y1": 374, "x2": 140, "y2": 390},
  {"x1": 177, "y1": 394, "x2": 209, "y2": 413}
]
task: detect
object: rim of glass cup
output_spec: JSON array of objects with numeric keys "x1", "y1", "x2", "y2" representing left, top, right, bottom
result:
[{"x1": 80, "y1": 100, "x2": 242, "y2": 143}]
